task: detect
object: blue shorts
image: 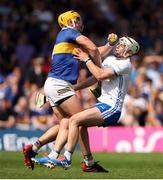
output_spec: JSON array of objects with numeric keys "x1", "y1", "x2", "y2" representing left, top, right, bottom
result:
[{"x1": 95, "y1": 102, "x2": 121, "y2": 127}]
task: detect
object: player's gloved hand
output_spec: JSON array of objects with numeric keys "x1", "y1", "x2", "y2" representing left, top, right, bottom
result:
[
  {"x1": 90, "y1": 82, "x2": 101, "y2": 98},
  {"x1": 107, "y1": 33, "x2": 118, "y2": 46}
]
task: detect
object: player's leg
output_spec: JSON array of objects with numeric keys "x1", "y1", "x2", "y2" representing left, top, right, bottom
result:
[
  {"x1": 47, "y1": 95, "x2": 95, "y2": 167},
  {"x1": 79, "y1": 126, "x2": 91, "y2": 158},
  {"x1": 59, "y1": 95, "x2": 96, "y2": 162},
  {"x1": 48, "y1": 95, "x2": 83, "y2": 154},
  {"x1": 49, "y1": 118, "x2": 69, "y2": 155},
  {"x1": 31, "y1": 96, "x2": 81, "y2": 168},
  {"x1": 23, "y1": 106, "x2": 65, "y2": 170},
  {"x1": 49, "y1": 96, "x2": 108, "y2": 172},
  {"x1": 31, "y1": 95, "x2": 83, "y2": 168},
  {"x1": 32, "y1": 118, "x2": 70, "y2": 168},
  {"x1": 33, "y1": 106, "x2": 66, "y2": 152},
  {"x1": 50, "y1": 105, "x2": 109, "y2": 172},
  {"x1": 37, "y1": 125, "x2": 59, "y2": 146},
  {"x1": 80, "y1": 106, "x2": 121, "y2": 172},
  {"x1": 79, "y1": 126, "x2": 94, "y2": 165},
  {"x1": 53, "y1": 95, "x2": 95, "y2": 158},
  {"x1": 78, "y1": 126, "x2": 108, "y2": 172},
  {"x1": 67, "y1": 107, "x2": 103, "y2": 152},
  {"x1": 48, "y1": 107, "x2": 103, "y2": 167},
  {"x1": 65, "y1": 103, "x2": 120, "y2": 172}
]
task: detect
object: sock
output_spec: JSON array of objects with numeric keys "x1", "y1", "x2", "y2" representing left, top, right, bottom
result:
[
  {"x1": 64, "y1": 150, "x2": 72, "y2": 161},
  {"x1": 48, "y1": 149, "x2": 59, "y2": 159},
  {"x1": 84, "y1": 159, "x2": 95, "y2": 166},
  {"x1": 32, "y1": 139, "x2": 42, "y2": 153},
  {"x1": 84, "y1": 154, "x2": 94, "y2": 166}
]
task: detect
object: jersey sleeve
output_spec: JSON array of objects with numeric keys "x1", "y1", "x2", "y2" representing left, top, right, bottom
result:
[
  {"x1": 68, "y1": 29, "x2": 81, "y2": 41},
  {"x1": 112, "y1": 61, "x2": 131, "y2": 75}
]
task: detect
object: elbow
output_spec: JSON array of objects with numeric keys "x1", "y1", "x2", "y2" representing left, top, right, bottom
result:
[
  {"x1": 95, "y1": 74, "x2": 103, "y2": 81},
  {"x1": 89, "y1": 46, "x2": 98, "y2": 52},
  {"x1": 94, "y1": 70, "x2": 105, "y2": 81},
  {"x1": 95, "y1": 72, "x2": 113, "y2": 81}
]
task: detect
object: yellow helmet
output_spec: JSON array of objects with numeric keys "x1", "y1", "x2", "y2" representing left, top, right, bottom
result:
[{"x1": 58, "y1": 10, "x2": 81, "y2": 28}]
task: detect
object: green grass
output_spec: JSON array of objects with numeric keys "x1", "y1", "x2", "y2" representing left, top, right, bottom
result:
[{"x1": 0, "y1": 151, "x2": 163, "y2": 179}]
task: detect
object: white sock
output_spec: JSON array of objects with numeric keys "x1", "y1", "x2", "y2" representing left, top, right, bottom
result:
[
  {"x1": 64, "y1": 150, "x2": 72, "y2": 161},
  {"x1": 84, "y1": 159, "x2": 95, "y2": 166},
  {"x1": 32, "y1": 139, "x2": 42, "y2": 153},
  {"x1": 48, "y1": 150, "x2": 59, "y2": 159},
  {"x1": 32, "y1": 145, "x2": 38, "y2": 153},
  {"x1": 32, "y1": 144, "x2": 40, "y2": 153}
]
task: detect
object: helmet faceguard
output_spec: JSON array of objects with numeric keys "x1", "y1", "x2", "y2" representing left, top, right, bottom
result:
[
  {"x1": 117, "y1": 37, "x2": 140, "y2": 58},
  {"x1": 58, "y1": 10, "x2": 83, "y2": 32}
]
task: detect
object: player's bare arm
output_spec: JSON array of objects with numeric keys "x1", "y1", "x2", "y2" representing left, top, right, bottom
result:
[
  {"x1": 73, "y1": 76, "x2": 97, "y2": 91},
  {"x1": 73, "y1": 48, "x2": 116, "y2": 81},
  {"x1": 98, "y1": 33, "x2": 118, "y2": 58},
  {"x1": 76, "y1": 35, "x2": 102, "y2": 67}
]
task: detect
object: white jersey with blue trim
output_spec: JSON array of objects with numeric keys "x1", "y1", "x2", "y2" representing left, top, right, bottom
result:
[{"x1": 98, "y1": 55, "x2": 132, "y2": 112}]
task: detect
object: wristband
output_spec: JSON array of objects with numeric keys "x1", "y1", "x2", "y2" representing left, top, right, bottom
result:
[
  {"x1": 86, "y1": 59, "x2": 92, "y2": 64},
  {"x1": 106, "y1": 42, "x2": 114, "y2": 47},
  {"x1": 84, "y1": 57, "x2": 91, "y2": 63}
]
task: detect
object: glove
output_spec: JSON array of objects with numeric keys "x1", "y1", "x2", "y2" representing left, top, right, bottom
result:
[
  {"x1": 90, "y1": 82, "x2": 101, "y2": 98},
  {"x1": 107, "y1": 33, "x2": 118, "y2": 46}
]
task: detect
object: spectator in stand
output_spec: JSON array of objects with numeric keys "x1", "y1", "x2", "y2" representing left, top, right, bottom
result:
[
  {"x1": 30, "y1": 108, "x2": 54, "y2": 131},
  {"x1": 0, "y1": 75, "x2": 7, "y2": 100},
  {"x1": 14, "y1": 96, "x2": 31, "y2": 130},
  {"x1": 31, "y1": 1, "x2": 54, "y2": 32},
  {"x1": 5, "y1": 66, "x2": 24, "y2": 106},
  {"x1": 15, "y1": 33, "x2": 35, "y2": 70},
  {"x1": 0, "y1": 98, "x2": 16, "y2": 128},
  {"x1": 27, "y1": 57, "x2": 46, "y2": 88},
  {"x1": 26, "y1": 13, "x2": 43, "y2": 52},
  {"x1": 0, "y1": 69, "x2": 16, "y2": 128},
  {"x1": 0, "y1": 31, "x2": 15, "y2": 75}
]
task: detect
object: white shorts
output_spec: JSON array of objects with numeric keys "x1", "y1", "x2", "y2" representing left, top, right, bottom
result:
[{"x1": 44, "y1": 77, "x2": 75, "y2": 107}]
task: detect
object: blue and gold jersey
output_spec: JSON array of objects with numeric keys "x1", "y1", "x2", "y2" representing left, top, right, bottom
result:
[{"x1": 48, "y1": 28, "x2": 81, "y2": 84}]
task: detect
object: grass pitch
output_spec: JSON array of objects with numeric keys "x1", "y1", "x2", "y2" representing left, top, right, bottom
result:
[{"x1": 0, "y1": 151, "x2": 163, "y2": 179}]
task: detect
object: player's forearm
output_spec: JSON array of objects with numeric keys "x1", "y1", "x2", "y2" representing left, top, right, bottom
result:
[
  {"x1": 81, "y1": 42, "x2": 102, "y2": 67},
  {"x1": 98, "y1": 44, "x2": 113, "y2": 58},
  {"x1": 98, "y1": 33, "x2": 118, "y2": 58},
  {"x1": 76, "y1": 35, "x2": 102, "y2": 67},
  {"x1": 89, "y1": 48, "x2": 102, "y2": 67},
  {"x1": 85, "y1": 61, "x2": 103, "y2": 81},
  {"x1": 86, "y1": 60, "x2": 114, "y2": 81},
  {"x1": 73, "y1": 76, "x2": 97, "y2": 91}
]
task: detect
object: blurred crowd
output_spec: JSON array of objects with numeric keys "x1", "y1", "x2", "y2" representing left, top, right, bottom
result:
[{"x1": 0, "y1": 0, "x2": 162, "y2": 130}]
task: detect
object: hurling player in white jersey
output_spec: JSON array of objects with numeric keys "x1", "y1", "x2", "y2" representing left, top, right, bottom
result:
[{"x1": 48, "y1": 36, "x2": 140, "y2": 168}]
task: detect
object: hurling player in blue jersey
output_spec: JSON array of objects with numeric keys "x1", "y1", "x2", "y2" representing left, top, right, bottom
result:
[{"x1": 23, "y1": 10, "x2": 116, "y2": 172}]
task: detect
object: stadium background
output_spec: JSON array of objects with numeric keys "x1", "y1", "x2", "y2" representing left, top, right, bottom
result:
[{"x1": 0, "y1": 0, "x2": 163, "y2": 179}]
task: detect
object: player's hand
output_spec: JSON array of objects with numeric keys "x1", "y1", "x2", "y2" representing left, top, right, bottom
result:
[
  {"x1": 107, "y1": 33, "x2": 118, "y2": 46},
  {"x1": 73, "y1": 48, "x2": 89, "y2": 62}
]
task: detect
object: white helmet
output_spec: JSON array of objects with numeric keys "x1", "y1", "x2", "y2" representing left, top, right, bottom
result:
[{"x1": 118, "y1": 36, "x2": 140, "y2": 57}]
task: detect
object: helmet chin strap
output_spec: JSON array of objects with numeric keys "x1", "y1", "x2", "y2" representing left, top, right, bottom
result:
[
  {"x1": 66, "y1": 20, "x2": 78, "y2": 31},
  {"x1": 68, "y1": 19, "x2": 83, "y2": 32},
  {"x1": 71, "y1": 20, "x2": 77, "y2": 28},
  {"x1": 71, "y1": 20, "x2": 76, "y2": 28},
  {"x1": 122, "y1": 44, "x2": 130, "y2": 58},
  {"x1": 115, "y1": 48, "x2": 129, "y2": 58}
]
